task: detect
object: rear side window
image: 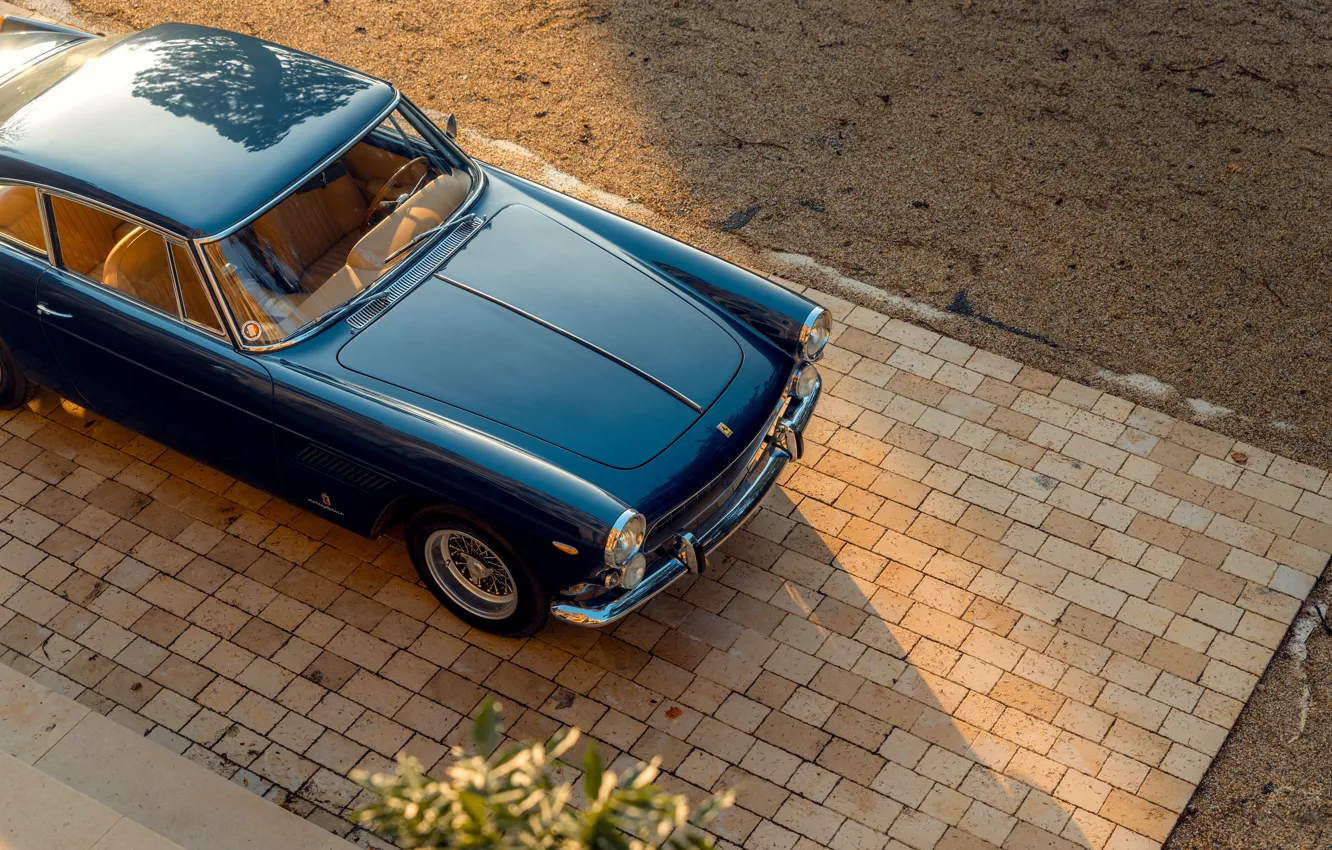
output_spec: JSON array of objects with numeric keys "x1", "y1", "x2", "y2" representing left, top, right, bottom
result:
[
  {"x1": 0, "y1": 184, "x2": 48, "y2": 254},
  {"x1": 48, "y1": 196, "x2": 224, "y2": 334}
]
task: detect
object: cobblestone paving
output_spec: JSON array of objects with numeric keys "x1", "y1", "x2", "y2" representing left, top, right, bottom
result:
[{"x1": 0, "y1": 278, "x2": 1329, "y2": 850}]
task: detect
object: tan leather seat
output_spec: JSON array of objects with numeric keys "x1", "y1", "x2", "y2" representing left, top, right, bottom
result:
[
  {"x1": 344, "y1": 143, "x2": 409, "y2": 202},
  {"x1": 48, "y1": 195, "x2": 134, "y2": 277},
  {"x1": 293, "y1": 171, "x2": 471, "y2": 321},
  {"x1": 102, "y1": 227, "x2": 177, "y2": 314},
  {"x1": 252, "y1": 171, "x2": 367, "y2": 289},
  {"x1": 0, "y1": 185, "x2": 46, "y2": 251}
]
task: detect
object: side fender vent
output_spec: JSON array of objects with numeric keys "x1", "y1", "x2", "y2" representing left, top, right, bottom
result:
[
  {"x1": 294, "y1": 444, "x2": 393, "y2": 493},
  {"x1": 345, "y1": 297, "x2": 389, "y2": 331}
]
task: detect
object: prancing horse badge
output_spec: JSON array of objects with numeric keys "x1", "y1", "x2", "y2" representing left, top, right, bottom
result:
[{"x1": 716, "y1": 423, "x2": 733, "y2": 438}]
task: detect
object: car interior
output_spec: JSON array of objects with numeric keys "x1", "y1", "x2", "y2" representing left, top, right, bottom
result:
[
  {"x1": 0, "y1": 184, "x2": 223, "y2": 331},
  {"x1": 207, "y1": 125, "x2": 472, "y2": 343},
  {"x1": 0, "y1": 184, "x2": 48, "y2": 252},
  {"x1": 0, "y1": 118, "x2": 470, "y2": 345}
]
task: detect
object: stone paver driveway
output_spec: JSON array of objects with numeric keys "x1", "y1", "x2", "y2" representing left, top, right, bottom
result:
[{"x1": 0, "y1": 277, "x2": 1328, "y2": 850}]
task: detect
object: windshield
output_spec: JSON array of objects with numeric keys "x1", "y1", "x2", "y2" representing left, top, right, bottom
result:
[{"x1": 203, "y1": 104, "x2": 474, "y2": 345}]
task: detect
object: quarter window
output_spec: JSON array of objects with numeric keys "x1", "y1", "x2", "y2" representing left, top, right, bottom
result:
[
  {"x1": 170, "y1": 244, "x2": 223, "y2": 333},
  {"x1": 0, "y1": 184, "x2": 48, "y2": 254}
]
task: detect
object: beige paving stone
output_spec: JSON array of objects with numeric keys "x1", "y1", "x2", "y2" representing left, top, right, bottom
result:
[{"x1": 0, "y1": 304, "x2": 1323, "y2": 848}]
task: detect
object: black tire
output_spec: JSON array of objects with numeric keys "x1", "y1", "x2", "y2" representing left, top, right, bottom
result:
[
  {"x1": 406, "y1": 506, "x2": 549, "y2": 637},
  {"x1": 0, "y1": 338, "x2": 37, "y2": 410}
]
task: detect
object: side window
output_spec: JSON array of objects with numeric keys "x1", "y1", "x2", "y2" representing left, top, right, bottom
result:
[
  {"x1": 170, "y1": 244, "x2": 223, "y2": 333},
  {"x1": 48, "y1": 196, "x2": 178, "y2": 316},
  {"x1": 0, "y1": 184, "x2": 48, "y2": 255}
]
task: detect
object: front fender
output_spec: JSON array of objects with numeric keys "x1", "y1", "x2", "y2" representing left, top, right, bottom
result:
[{"x1": 267, "y1": 357, "x2": 621, "y2": 591}]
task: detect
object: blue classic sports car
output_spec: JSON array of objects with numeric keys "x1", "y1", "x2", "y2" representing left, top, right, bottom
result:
[{"x1": 0, "y1": 16, "x2": 827, "y2": 635}]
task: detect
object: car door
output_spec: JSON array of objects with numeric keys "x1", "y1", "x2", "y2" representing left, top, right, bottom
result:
[
  {"x1": 0, "y1": 183, "x2": 74, "y2": 395},
  {"x1": 36, "y1": 192, "x2": 280, "y2": 493}
]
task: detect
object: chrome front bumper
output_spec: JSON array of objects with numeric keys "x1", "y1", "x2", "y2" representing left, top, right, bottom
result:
[{"x1": 550, "y1": 370, "x2": 822, "y2": 627}]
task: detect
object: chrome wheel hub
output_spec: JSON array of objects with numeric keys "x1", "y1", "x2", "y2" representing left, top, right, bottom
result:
[{"x1": 424, "y1": 529, "x2": 517, "y2": 620}]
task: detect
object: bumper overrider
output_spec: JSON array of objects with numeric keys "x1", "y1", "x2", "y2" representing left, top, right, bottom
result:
[{"x1": 551, "y1": 368, "x2": 823, "y2": 627}]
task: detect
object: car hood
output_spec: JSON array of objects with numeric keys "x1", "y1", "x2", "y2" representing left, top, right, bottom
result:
[{"x1": 336, "y1": 205, "x2": 743, "y2": 469}]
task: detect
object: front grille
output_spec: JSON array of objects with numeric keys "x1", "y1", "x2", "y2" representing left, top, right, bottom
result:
[
  {"x1": 647, "y1": 392, "x2": 791, "y2": 548},
  {"x1": 294, "y1": 444, "x2": 393, "y2": 493}
]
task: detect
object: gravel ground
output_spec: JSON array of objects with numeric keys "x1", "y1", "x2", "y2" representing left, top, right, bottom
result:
[
  {"x1": 32, "y1": 0, "x2": 1332, "y2": 846},
  {"x1": 1166, "y1": 571, "x2": 1332, "y2": 850}
]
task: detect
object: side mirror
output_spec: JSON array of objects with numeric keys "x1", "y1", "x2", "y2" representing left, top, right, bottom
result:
[{"x1": 444, "y1": 113, "x2": 458, "y2": 138}]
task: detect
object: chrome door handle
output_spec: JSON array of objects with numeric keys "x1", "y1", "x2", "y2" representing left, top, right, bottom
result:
[{"x1": 36, "y1": 302, "x2": 72, "y2": 319}]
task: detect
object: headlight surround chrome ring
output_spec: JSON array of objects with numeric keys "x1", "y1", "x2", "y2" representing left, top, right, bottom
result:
[
  {"x1": 605, "y1": 509, "x2": 646, "y2": 568},
  {"x1": 798, "y1": 306, "x2": 832, "y2": 362},
  {"x1": 791, "y1": 364, "x2": 820, "y2": 399}
]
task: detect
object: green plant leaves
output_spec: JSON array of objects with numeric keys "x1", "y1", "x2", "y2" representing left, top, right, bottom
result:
[
  {"x1": 473, "y1": 695, "x2": 502, "y2": 757},
  {"x1": 351, "y1": 697, "x2": 731, "y2": 849},
  {"x1": 582, "y1": 739, "x2": 603, "y2": 802}
]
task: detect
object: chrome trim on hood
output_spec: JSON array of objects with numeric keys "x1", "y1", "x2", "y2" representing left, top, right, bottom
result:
[{"x1": 432, "y1": 272, "x2": 705, "y2": 414}]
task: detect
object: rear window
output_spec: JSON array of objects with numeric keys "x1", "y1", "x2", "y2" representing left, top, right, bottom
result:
[{"x1": 0, "y1": 27, "x2": 86, "y2": 84}]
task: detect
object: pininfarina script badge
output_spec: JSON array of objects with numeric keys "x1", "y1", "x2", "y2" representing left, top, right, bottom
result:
[{"x1": 309, "y1": 492, "x2": 345, "y2": 516}]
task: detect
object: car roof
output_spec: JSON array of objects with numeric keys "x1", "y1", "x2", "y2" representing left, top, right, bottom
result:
[{"x1": 0, "y1": 23, "x2": 395, "y2": 237}]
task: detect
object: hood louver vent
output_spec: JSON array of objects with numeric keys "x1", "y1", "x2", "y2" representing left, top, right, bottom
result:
[
  {"x1": 294, "y1": 444, "x2": 393, "y2": 493},
  {"x1": 344, "y1": 215, "x2": 486, "y2": 333},
  {"x1": 345, "y1": 297, "x2": 389, "y2": 330}
]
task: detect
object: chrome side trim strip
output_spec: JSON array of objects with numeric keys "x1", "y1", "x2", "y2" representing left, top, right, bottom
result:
[{"x1": 433, "y1": 273, "x2": 705, "y2": 414}]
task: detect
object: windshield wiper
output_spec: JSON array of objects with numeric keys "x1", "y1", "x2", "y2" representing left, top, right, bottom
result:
[{"x1": 384, "y1": 220, "x2": 451, "y2": 265}]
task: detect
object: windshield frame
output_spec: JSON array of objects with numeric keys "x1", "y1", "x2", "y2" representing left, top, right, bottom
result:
[{"x1": 193, "y1": 91, "x2": 486, "y2": 352}]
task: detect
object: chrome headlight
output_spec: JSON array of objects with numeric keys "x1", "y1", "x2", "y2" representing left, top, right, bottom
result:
[
  {"x1": 619, "y1": 552, "x2": 647, "y2": 589},
  {"x1": 792, "y1": 365, "x2": 820, "y2": 399},
  {"x1": 605, "y1": 509, "x2": 646, "y2": 567},
  {"x1": 799, "y1": 307, "x2": 832, "y2": 362}
]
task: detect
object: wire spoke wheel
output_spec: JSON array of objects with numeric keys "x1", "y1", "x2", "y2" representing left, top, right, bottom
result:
[{"x1": 424, "y1": 529, "x2": 518, "y2": 619}]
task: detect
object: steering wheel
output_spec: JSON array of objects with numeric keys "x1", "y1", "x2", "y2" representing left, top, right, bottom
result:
[{"x1": 363, "y1": 156, "x2": 430, "y2": 226}]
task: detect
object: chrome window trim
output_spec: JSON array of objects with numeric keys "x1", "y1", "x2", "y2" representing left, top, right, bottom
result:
[
  {"x1": 202, "y1": 94, "x2": 402, "y2": 243},
  {"x1": 0, "y1": 231, "x2": 46, "y2": 259},
  {"x1": 197, "y1": 93, "x2": 489, "y2": 353},
  {"x1": 0, "y1": 180, "x2": 52, "y2": 258},
  {"x1": 34, "y1": 188, "x2": 233, "y2": 343},
  {"x1": 164, "y1": 238, "x2": 227, "y2": 338},
  {"x1": 162, "y1": 235, "x2": 187, "y2": 317},
  {"x1": 48, "y1": 261, "x2": 233, "y2": 344},
  {"x1": 35, "y1": 189, "x2": 55, "y2": 264}
]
